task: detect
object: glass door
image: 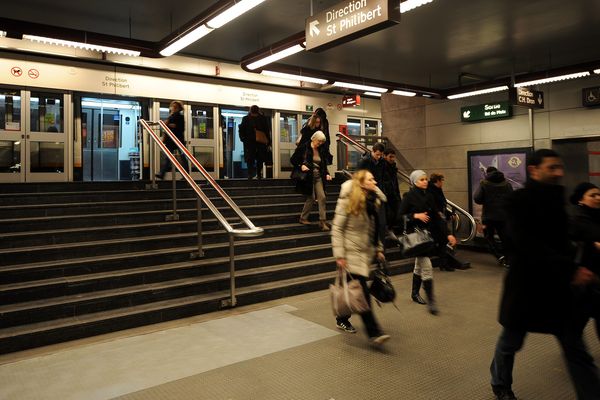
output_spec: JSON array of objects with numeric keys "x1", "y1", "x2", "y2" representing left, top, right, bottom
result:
[
  {"x1": 0, "y1": 88, "x2": 24, "y2": 182},
  {"x1": 188, "y1": 103, "x2": 217, "y2": 179},
  {"x1": 219, "y1": 107, "x2": 248, "y2": 179}
]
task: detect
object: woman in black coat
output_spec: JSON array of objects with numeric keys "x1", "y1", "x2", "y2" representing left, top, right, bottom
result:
[
  {"x1": 297, "y1": 108, "x2": 333, "y2": 165},
  {"x1": 291, "y1": 130, "x2": 332, "y2": 231},
  {"x1": 399, "y1": 170, "x2": 457, "y2": 315},
  {"x1": 568, "y1": 182, "x2": 600, "y2": 340}
]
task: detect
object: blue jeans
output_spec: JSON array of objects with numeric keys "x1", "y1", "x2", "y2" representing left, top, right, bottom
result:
[{"x1": 490, "y1": 327, "x2": 600, "y2": 399}]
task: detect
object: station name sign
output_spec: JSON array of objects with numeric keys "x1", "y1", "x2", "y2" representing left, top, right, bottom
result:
[
  {"x1": 305, "y1": 0, "x2": 400, "y2": 52},
  {"x1": 461, "y1": 101, "x2": 512, "y2": 122},
  {"x1": 511, "y1": 87, "x2": 544, "y2": 109}
]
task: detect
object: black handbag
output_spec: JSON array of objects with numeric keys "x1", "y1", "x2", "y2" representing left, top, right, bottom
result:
[
  {"x1": 369, "y1": 260, "x2": 396, "y2": 304},
  {"x1": 290, "y1": 166, "x2": 309, "y2": 182},
  {"x1": 398, "y1": 216, "x2": 436, "y2": 257}
]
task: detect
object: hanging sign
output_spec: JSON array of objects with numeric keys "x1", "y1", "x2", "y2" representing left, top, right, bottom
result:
[
  {"x1": 511, "y1": 87, "x2": 544, "y2": 109},
  {"x1": 305, "y1": 0, "x2": 400, "y2": 52},
  {"x1": 342, "y1": 94, "x2": 361, "y2": 107},
  {"x1": 461, "y1": 101, "x2": 512, "y2": 122}
]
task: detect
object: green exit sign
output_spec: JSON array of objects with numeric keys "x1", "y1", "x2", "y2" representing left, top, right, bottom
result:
[
  {"x1": 306, "y1": 105, "x2": 314, "y2": 112},
  {"x1": 461, "y1": 101, "x2": 512, "y2": 122}
]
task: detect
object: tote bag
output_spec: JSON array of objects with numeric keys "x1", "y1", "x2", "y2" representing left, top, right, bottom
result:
[{"x1": 330, "y1": 270, "x2": 370, "y2": 318}]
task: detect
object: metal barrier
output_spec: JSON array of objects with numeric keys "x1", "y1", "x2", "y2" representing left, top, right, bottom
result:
[
  {"x1": 140, "y1": 119, "x2": 264, "y2": 307},
  {"x1": 336, "y1": 132, "x2": 477, "y2": 243}
]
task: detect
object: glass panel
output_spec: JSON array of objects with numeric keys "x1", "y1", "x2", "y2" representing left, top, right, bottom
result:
[
  {"x1": 30, "y1": 92, "x2": 64, "y2": 132},
  {"x1": 301, "y1": 114, "x2": 311, "y2": 129},
  {"x1": 279, "y1": 149, "x2": 295, "y2": 172},
  {"x1": 0, "y1": 89, "x2": 22, "y2": 131},
  {"x1": 190, "y1": 105, "x2": 214, "y2": 139},
  {"x1": 159, "y1": 102, "x2": 170, "y2": 120},
  {"x1": 279, "y1": 113, "x2": 298, "y2": 143},
  {"x1": 191, "y1": 146, "x2": 214, "y2": 172},
  {"x1": 365, "y1": 119, "x2": 379, "y2": 136},
  {"x1": 0, "y1": 140, "x2": 21, "y2": 172},
  {"x1": 30, "y1": 142, "x2": 64, "y2": 172},
  {"x1": 347, "y1": 118, "x2": 361, "y2": 136}
]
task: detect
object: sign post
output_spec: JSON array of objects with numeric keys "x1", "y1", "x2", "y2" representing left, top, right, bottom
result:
[{"x1": 305, "y1": 0, "x2": 400, "y2": 52}]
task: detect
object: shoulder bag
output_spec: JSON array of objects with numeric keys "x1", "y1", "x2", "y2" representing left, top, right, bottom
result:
[
  {"x1": 398, "y1": 215, "x2": 436, "y2": 257},
  {"x1": 369, "y1": 259, "x2": 396, "y2": 304},
  {"x1": 255, "y1": 128, "x2": 269, "y2": 145},
  {"x1": 330, "y1": 270, "x2": 370, "y2": 318}
]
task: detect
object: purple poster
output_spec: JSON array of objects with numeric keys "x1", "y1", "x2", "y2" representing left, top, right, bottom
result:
[{"x1": 468, "y1": 148, "x2": 530, "y2": 224}]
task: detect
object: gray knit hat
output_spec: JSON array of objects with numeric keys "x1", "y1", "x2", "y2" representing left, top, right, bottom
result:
[
  {"x1": 311, "y1": 130, "x2": 326, "y2": 142},
  {"x1": 409, "y1": 169, "x2": 427, "y2": 186}
]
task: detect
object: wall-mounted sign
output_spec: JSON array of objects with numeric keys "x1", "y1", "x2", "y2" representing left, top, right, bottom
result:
[
  {"x1": 305, "y1": 0, "x2": 400, "y2": 52},
  {"x1": 461, "y1": 101, "x2": 512, "y2": 122},
  {"x1": 511, "y1": 87, "x2": 544, "y2": 109},
  {"x1": 306, "y1": 105, "x2": 314, "y2": 112},
  {"x1": 583, "y1": 86, "x2": 600, "y2": 107},
  {"x1": 342, "y1": 94, "x2": 361, "y2": 107}
]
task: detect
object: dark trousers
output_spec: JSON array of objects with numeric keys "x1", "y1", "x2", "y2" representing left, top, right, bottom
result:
[
  {"x1": 490, "y1": 327, "x2": 600, "y2": 399},
  {"x1": 483, "y1": 220, "x2": 508, "y2": 260},
  {"x1": 336, "y1": 275, "x2": 382, "y2": 338},
  {"x1": 159, "y1": 142, "x2": 189, "y2": 177},
  {"x1": 245, "y1": 144, "x2": 268, "y2": 178}
]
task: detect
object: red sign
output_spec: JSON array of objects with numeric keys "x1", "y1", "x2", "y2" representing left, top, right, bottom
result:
[
  {"x1": 11, "y1": 67, "x2": 22, "y2": 77},
  {"x1": 342, "y1": 95, "x2": 361, "y2": 108},
  {"x1": 28, "y1": 69, "x2": 39, "y2": 79}
]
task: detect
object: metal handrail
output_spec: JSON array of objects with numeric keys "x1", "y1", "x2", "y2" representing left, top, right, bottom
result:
[
  {"x1": 140, "y1": 119, "x2": 264, "y2": 307},
  {"x1": 335, "y1": 132, "x2": 477, "y2": 243}
]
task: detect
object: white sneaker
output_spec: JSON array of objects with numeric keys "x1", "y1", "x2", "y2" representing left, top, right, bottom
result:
[{"x1": 370, "y1": 334, "x2": 391, "y2": 346}]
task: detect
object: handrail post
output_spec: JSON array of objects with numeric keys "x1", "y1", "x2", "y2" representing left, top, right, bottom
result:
[
  {"x1": 191, "y1": 196, "x2": 204, "y2": 259},
  {"x1": 166, "y1": 150, "x2": 179, "y2": 222},
  {"x1": 229, "y1": 233, "x2": 237, "y2": 307},
  {"x1": 146, "y1": 130, "x2": 158, "y2": 190}
]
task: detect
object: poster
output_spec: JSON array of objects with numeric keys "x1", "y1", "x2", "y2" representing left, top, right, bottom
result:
[{"x1": 467, "y1": 148, "x2": 531, "y2": 223}]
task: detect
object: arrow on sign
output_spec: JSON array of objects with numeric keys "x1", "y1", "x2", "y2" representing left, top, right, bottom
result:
[
  {"x1": 463, "y1": 110, "x2": 471, "y2": 119},
  {"x1": 309, "y1": 20, "x2": 320, "y2": 37},
  {"x1": 537, "y1": 94, "x2": 543, "y2": 104}
]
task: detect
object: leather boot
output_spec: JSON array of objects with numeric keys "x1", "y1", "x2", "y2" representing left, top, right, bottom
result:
[
  {"x1": 411, "y1": 274, "x2": 426, "y2": 305},
  {"x1": 319, "y1": 220, "x2": 331, "y2": 231},
  {"x1": 423, "y1": 279, "x2": 438, "y2": 315}
]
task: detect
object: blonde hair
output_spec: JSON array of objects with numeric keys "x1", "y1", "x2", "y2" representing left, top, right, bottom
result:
[
  {"x1": 170, "y1": 100, "x2": 183, "y2": 111},
  {"x1": 307, "y1": 114, "x2": 321, "y2": 130},
  {"x1": 347, "y1": 170, "x2": 370, "y2": 216}
]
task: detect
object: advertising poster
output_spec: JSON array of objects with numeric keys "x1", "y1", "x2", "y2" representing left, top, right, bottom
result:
[{"x1": 467, "y1": 148, "x2": 531, "y2": 224}]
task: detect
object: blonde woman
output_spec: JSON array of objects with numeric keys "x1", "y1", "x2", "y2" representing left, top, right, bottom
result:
[{"x1": 331, "y1": 170, "x2": 390, "y2": 345}]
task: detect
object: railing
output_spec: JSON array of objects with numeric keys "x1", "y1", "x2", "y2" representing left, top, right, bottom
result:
[
  {"x1": 140, "y1": 119, "x2": 264, "y2": 308},
  {"x1": 336, "y1": 132, "x2": 477, "y2": 243}
]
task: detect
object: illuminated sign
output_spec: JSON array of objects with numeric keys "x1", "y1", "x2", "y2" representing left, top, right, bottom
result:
[{"x1": 461, "y1": 101, "x2": 512, "y2": 122}]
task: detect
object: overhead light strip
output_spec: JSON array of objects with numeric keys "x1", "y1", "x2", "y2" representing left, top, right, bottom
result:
[
  {"x1": 594, "y1": 69, "x2": 600, "y2": 74},
  {"x1": 400, "y1": 0, "x2": 434, "y2": 13},
  {"x1": 447, "y1": 85, "x2": 509, "y2": 100},
  {"x1": 261, "y1": 70, "x2": 328, "y2": 84},
  {"x1": 22, "y1": 34, "x2": 140, "y2": 56},
  {"x1": 333, "y1": 81, "x2": 388, "y2": 93},
  {"x1": 160, "y1": 25, "x2": 213, "y2": 56},
  {"x1": 392, "y1": 90, "x2": 416, "y2": 97},
  {"x1": 364, "y1": 91, "x2": 382, "y2": 97},
  {"x1": 514, "y1": 71, "x2": 591, "y2": 87},
  {"x1": 246, "y1": 44, "x2": 304, "y2": 70}
]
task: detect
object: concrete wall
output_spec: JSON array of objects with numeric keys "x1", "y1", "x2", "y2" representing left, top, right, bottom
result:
[{"x1": 381, "y1": 75, "x2": 600, "y2": 210}]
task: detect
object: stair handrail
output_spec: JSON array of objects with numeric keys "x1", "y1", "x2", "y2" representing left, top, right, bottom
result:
[{"x1": 335, "y1": 132, "x2": 477, "y2": 243}]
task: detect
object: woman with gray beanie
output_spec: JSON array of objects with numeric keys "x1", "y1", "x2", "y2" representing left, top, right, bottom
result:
[
  {"x1": 291, "y1": 130, "x2": 332, "y2": 231},
  {"x1": 398, "y1": 170, "x2": 457, "y2": 315}
]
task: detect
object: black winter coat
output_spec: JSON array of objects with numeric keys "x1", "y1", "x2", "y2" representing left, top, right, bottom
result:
[
  {"x1": 297, "y1": 121, "x2": 333, "y2": 164},
  {"x1": 499, "y1": 180, "x2": 576, "y2": 334},
  {"x1": 164, "y1": 112, "x2": 185, "y2": 150},
  {"x1": 358, "y1": 152, "x2": 385, "y2": 189},
  {"x1": 427, "y1": 182, "x2": 450, "y2": 220},
  {"x1": 238, "y1": 114, "x2": 271, "y2": 147},
  {"x1": 569, "y1": 204, "x2": 600, "y2": 276},
  {"x1": 473, "y1": 170, "x2": 513, "y2": 223},
  {"x1": 290, "y1": 142, "x2": 330, "y2": 196},
  {"x1": 398, "y1": 186, "x2": 448, "y2": 245}
]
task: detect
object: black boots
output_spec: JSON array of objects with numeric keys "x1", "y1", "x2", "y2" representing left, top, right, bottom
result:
[
  {"x1": 411, "y1": 274, "x2": 426, "y2": 305},
  {"x1": 423, "y1": 279, "x2": 438, "y2": 315}
]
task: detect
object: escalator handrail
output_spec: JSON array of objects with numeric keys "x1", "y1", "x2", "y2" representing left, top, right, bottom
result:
[
  {"x1": 336, "y1": 132, "x2": 477, "y2": 242},
  {"x1": 140, "y1": 119, "x2": 263, "y2": 237}
]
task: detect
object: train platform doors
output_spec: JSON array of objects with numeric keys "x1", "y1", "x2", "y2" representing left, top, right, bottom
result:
[{"x1": 0, "y1": 88, "x2": 70, "y2": 182}]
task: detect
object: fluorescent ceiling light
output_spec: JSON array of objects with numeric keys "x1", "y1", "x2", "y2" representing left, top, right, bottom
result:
[
  {"x1": 160, "y1": 25, "x2": 213, "y2": 56},
  {"x1": 333, "y1": 81, "x2": 388, "y2": 93},
  {"x1": 207, "y1": 0, "x2": 266, "y2": 28},
  {"x1": 392, "y1": 90, "x2": 416, "y2": 97},
  {"x1": 364, "y1": 91, "x2": 382, "y2": 97},
  {"x1": 514, "y1": 71, "x2": 590, "y2": 87},
  {"x1": 246, "y1": 44, "x2": 304, "y2": 70},
  {"x1": 400, "y1": 0, "x2": 434, "y2": 13},
  {"x1": 447, "y1": 85, "x2": 509, "y2": 99},
  {"x1": 594, "y1": 69, "x2": 600, "y2": 74},
  {"x1": 22, "y1": 34, "x2": 140, "y2": 56},
  {"x1": 0, "y1": 31, "x2": 6, "y2": 38},
  {"x1": 261, "y1": 70, "x2": 328, "y2": 84},
  {"x1": 81, "y1": 100, "x2": 140, "y2": 110}
]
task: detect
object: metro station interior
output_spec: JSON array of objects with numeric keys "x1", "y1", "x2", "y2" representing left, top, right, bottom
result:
[{"x1": 1, "y1": 1, "x2": 600, "y2": 399}]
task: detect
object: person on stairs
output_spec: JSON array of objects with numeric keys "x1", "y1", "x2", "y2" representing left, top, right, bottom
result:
[
  {"x1": 399, "y1": 170, "x2": 457, "y2": 315},
  {"x1": 331, "y1": 169, "x2": 390, "y2": 345},
  {"x1": 291, "y1": 131, "x2": 332, "y2": 231}
]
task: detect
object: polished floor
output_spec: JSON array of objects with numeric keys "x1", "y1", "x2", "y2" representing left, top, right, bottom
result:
[{"x1": 1, "y1": 250, "x2": 598, "y2": 400}]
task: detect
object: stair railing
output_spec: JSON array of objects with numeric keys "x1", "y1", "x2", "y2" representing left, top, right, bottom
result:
[
  {"x1": 336, "y1": 132, "x2": 477, "y2": 243},
  {"x1": 140, "y1": 119, "x2": 264, "y2": 308}
]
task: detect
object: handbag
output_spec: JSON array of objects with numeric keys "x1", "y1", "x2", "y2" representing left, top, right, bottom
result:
[
  {"x1": 330, "y1": 270, "x2": 370, "y2": 318},
  {"x1": 255, "y1": 129, "x2": 269, "y2": 145},
  {"x1": 369, "y1": 260, "x2": 396, "y2": 304},
  {"x1": 398, "y1": 216, "x2": 436, "y2": 257},
  {"x1": 290, "y1": 166, "x2": 309, "y2": 182}
]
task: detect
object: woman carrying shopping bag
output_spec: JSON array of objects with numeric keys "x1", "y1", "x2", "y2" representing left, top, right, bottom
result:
[{"x1": 331, "y1": 170, "x2": 390, "y2": 345}]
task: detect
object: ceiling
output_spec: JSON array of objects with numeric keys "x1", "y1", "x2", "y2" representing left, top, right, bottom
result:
[{"x1": 3, "y1": 0, "x2": 600, "y2": 92}]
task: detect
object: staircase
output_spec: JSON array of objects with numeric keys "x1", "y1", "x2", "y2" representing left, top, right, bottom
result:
[{"x1": 0, "y1": 178, "x2": 415, "y2": 354}]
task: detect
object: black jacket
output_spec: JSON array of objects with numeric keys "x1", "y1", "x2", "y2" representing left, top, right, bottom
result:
[
  {"x1": 290, "y1": 142, "x2": 330, "y2": 196},
  {"x1": 297, "y1": 121, "x2": 333, "y2": 164},
  {"x1": 358, "y1": 152, "x2": 385, "y2": 189},
  {"x1": 427, "y1": 182, "x2": 450, "y2": 220},
  {"x1": 499, "y1": 180, "x2": 576, "y2": 334},
  {"x1": 398, "y1": 186, "x2": 448, "y2": 244},
  {"x1": 473, "y1": 170, "x2": 513, "y2": 223},
  {"x1": 164, "y1": 112, "x2": 185, "y2": 150},
  {"x1": 569, "y1": 204, "x2": 600, "y2": 276},
  {"x1": 381, "y1": 162, "x2": 401, "y2": 204},
  {"x1": 238, "y1": 113, "x2": 271, "y2": 146}
]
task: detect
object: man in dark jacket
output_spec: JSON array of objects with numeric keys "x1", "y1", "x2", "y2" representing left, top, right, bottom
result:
[
  {"x1": 238, "y1": 105, "x2": 271, "y2": 179},
  {"x1": 381, "y1": 149, "x2": 401, "y2": 229},
  {"x1": 358, "y1": 142, "x2": 385, "y2": 189},
  {"x1": 489, "y1": 149, "x2": 600, "y2": 400},
  {"x1": 474, "y1": 166, "x2": 513, "y2": 266}
]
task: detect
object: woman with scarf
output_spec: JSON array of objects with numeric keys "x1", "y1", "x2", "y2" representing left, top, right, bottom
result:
[
  {"x1": 331, "y1": 170, "x2": 390, "y2": 345},
  {"x1": 568, "y1": 182, "x2": 600, "y2": 340},
  {"x1": 399, "y1": 170, "x2": 457, "y2": 315}
]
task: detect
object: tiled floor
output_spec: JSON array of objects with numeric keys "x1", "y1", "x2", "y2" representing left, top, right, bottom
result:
[{"x1": 1, "y1": 250, "x2": 598, "y2": 400}]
